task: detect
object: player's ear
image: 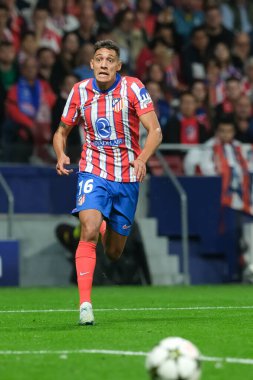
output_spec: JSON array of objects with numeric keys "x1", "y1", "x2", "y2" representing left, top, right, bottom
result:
[
  {"x1": 117, "y1": 60, "x2": 122, "y2": 72},
  {"x1": 90, "y1": 59, "x2": 94, "y2": 69}
]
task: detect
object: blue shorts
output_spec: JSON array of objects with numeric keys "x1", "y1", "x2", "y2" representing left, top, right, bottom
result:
[{"x1": 72, "y1": 172, "x2": 139, "y2": 236}]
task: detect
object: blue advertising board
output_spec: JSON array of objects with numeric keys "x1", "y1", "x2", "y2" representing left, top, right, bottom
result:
[{"x1": 0, "y1": 240, "x2": 19, "y2": 286}]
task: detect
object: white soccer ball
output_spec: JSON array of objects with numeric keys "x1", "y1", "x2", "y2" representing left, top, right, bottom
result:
[{"x1": 145, "y1": 337, "x2": 201, "y2": 380}]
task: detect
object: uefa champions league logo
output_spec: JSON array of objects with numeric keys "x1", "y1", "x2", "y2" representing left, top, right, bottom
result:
[{"x1": 95, "y1": 117, "x2": 111, "y2": 139}]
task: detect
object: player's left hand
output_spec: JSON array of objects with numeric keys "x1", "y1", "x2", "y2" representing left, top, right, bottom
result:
[{"x1": 130, "y1": 158, "x2": 146, "y2": 182}]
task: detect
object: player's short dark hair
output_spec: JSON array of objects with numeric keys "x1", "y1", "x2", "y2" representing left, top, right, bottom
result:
[{"x1": 94, "y1": 40, "x2": 120, "y2": 58}]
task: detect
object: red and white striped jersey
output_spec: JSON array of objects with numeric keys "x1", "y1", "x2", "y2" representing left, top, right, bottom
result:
[{"x1": 61, "y1": 74, "x2": 154, "y2": 182}]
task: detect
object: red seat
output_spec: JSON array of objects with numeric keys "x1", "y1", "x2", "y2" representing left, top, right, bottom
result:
[
  {"x1": 147, "y1": 155, "x2": 164, "y2": 176},
  {"x1": 148, "y1": 154, "x2": 184, "y2": 176},
  {"x1": 164, "y1": 154, "x2": 184, "y2": 175}
]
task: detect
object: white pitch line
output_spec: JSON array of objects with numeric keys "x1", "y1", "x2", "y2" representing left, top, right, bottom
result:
[
  {"x1": 0, "y1": 348, "x2": 252, "y2": 366},
  {"x1": 0, "y1": 305, "x2": 253, "y2": 314}
]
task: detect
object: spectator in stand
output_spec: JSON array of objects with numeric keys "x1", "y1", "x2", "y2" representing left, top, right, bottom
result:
[
  {"x1": 233, "y1": 94, "x2": 253, "y2": 143},
  {"x1": 153, "y1": 23, "x2": 178, "y2": 52},
  {"x1": 199, "y1": 118, "x2": 252, "y2": 215},
  {"x1": 184, "y1": 117, "x2": 252, "y2": 209},
  {"x1": 156, "y1": 5, "x2": 174, "y2": 25},
  {"x1": 95, "y1": 0, "x2": 134, "y2": 23},
  {"x1": 50, "y1": 31, "x2": 80, "y2": 94},
  {"x1": 135, "y1": 0, "x2": 157, "y2": 41},
  {"x1": 2, "y1": 0, "x2": 26, "y2": 51},
  {"x1": 152, "y1": 2, "x2": 174, "y2": 15},
  {"x1": 145, "y1": 62, "x2": 168, "y2": 94},
  {"x1": 73, "y1": 42, "x2": 94, "y2": 80},
  {"x1": 242, "y1": 57, "x2": 253, "y2": 102},
  {"x1": 232, "y1": 32, "x2": 252, "y2": 74},
  {"x1": 163, "y1": 91, "x2": 209, "y2": 145},
  {"x1": 191, "y1": 79, "x2": 212, "y2": 133},
  {"x1": 145, "y1": 80, "x2": 171, "y2": 132},
  {"x1": 37, "y1": 46, "x2": 56, "y2": 82},
  {"x1": 181, "y1": 25, "x2": 210, "y2": 85},
  {"x1": 185, "y1": 115, "x2": 253, "y2": 279},
  {"x1": 111, "y1": 8, "x2": 146, "y2": 72},
  {"x1": 28, "y1": 4, "x2": 62, "y2": 54},
  {"x1": 3, "y1": 56, "x2": 56, "y2": 163},
  {"x1": 213, "y1": 42, "x2": 241, "y2": 81},
  {"x1": 51, "y1": 73, "x2": 81, "y2": 163},
  {"x1": 0, "y1": 41, "x2": 18, "y2": 92},
  {"x1": 47, "y1": 0, "x2": 79, "y2": 36},
  {"x1": 173, "y1": 0, "x2": 204, "y2": 45},
  {"x1": 73, "y1": 6, "x2": 98, "y2": 46},
  {"x1": 205, "y1": 57, "x2": 225, "y2": 111},
  {"x1": 136, "y1": 37, "x2": 172, "y2": 81},
  {"x1": 95, "y1": 25, "x2": 114, "y2": 43},
  {"x1": 215, "y1": 76, "x2": 242, "y2": 122},
  {"x1": 0, "y1": 4, "x2": 15, "y2": 47},
  {"x1": 145, "y1": 53, "x2": 183, "y2": 99},
  {"x1": 64, "y1": 0, "x2": 82, "y2": 18},
  {"x1": 18, "y1": 31, "x2": 38, "y2": 64},
  {"x1": 203, "y1": 4, "x2": 234, "y2": 49},
  {"x1": 0, "y1": 40, "x2": 18, "y2": 144},
  {"x1": 221, "y1": 0, "x2": 253, "y2": 33}
]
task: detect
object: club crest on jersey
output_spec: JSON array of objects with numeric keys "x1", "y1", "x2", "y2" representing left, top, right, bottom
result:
[
  {"x1": 77, "y1": 194, "x2": 85, "y2": 206},
  {"x1": 186, "y1": 125, "x2": 197, "y2": 140},
  {"x1": 95, "y1": 117, "x2": 111, "y2": 139},
  {"x1": 112, "y1": 97, "x2": 125, "y2": 112}
]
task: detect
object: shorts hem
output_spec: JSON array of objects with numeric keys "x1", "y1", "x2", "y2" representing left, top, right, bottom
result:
[{"x1": 72, "y1": 206, "x2": 108, "y2": 219}]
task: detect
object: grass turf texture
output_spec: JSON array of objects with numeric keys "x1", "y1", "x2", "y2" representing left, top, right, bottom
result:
[{"x1": 0, "y1": 285, "x2": 252, "y2": 380}]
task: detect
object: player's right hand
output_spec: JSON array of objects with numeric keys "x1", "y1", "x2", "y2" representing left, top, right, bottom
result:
[{"x1": 56, "y1": 154, "x2": 73, "y2": 176}]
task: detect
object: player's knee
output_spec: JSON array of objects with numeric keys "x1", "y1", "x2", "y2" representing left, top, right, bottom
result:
[
  {"x1": 105, "y1": 247, "x2": 122, "y2": 261},
  {"x1": 80, "y1": 223, "x2": 99, "y2": 242}
]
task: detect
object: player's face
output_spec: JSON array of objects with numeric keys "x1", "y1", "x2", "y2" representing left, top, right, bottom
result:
[{"x1": 90, "y1": 48, "x2": 122, "y2": 90}]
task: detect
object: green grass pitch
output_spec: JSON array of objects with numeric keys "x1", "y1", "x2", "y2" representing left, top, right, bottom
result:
[{"x1": 0, "y1": 285, "x2": 253, "y2": 380}]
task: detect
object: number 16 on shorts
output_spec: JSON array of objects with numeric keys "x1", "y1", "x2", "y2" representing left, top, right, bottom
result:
[{"x1": 77, "y1": 178, "x2": 94, "y2": 206}]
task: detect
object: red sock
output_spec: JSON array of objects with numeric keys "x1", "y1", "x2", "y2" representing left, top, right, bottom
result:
[
  {"x1": 75, "y1": 241, "x2": 96, "y2": 305},
  {"x1": 99, "y1": 220, "x2": 106, "y2": 246}
]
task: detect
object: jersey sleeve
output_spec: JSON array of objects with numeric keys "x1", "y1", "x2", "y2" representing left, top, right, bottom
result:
[
  {"x1": 129, "y1": 78, "x2": 154, "y2": 117},
  {"x1": 61, "y1": 84, "x2": 80, "y2": 126}
]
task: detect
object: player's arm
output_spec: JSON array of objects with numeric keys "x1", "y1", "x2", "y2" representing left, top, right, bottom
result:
[
  {"x1": 131, "y1": 110, "x2": 162, "y2": 182},
  {"x1": 53, "y1": 121, "x2": 75, "y2": 176}
]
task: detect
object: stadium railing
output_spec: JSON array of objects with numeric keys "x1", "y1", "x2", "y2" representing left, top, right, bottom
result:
[
  {"x1": 154, "y1": 144, "x2": 195, "y2": 286},
  {"x1": 0, "y1": 172, "x2": 14, "y2": 239}
]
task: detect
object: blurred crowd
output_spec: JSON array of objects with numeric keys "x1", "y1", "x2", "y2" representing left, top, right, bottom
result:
[{"x1": 1, "y1": 0, "x2": 253, "y2": 166}]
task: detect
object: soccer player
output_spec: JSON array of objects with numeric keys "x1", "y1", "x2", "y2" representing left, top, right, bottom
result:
[{"x1": 53, "y1": 40, "x2": 162, "y2": 325}]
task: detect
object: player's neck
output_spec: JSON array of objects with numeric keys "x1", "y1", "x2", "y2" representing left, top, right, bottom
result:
[
  {"x1": 93, "y1": 73, "x2": 121, "y2": 93},
  {"x1": 96, "y1": 80, "x2": 114, "y2": 91}
]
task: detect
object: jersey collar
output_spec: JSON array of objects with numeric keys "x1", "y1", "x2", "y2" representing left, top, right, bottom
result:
[{"x1": 92, "y1": 73, "x2": 121, "y2": 93}]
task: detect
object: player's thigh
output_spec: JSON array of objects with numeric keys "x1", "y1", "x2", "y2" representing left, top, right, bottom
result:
[
  {"x1": 72, "y1": 172, "x2": 112, "y2": 216},
  {"x1": 107, "y1": 181, "x2": 139, "y2": 236},
  {"x1": 72, "y1": 172, "x2": 112, "y2": 241}
]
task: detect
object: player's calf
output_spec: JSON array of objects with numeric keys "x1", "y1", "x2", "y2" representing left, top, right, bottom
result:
[{"x1": 104, "y1": 246, "x2": 123, "y2": 261}]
